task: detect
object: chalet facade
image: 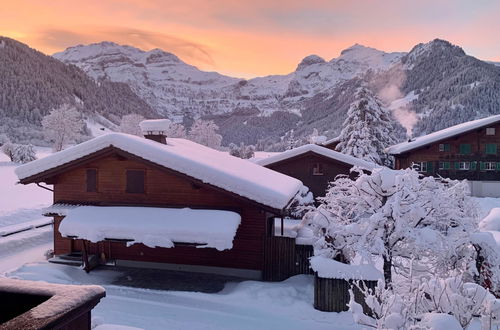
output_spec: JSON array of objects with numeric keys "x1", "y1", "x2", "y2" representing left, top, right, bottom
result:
[
  {"x1": 256, "y1": 144, "x2": 377, "y2": 199},
  {"x1": 16, "y1": 124, "x2": 309, "y2": 280},
  {"x1": 386, "y1": 115, "x2": 500, "y2": 197}
]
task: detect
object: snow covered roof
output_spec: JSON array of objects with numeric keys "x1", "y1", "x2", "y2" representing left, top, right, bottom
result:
[
  {"x1": 386, "y1": 115, "x2": 500, "y2": 155},
  {"x1": 256, "y1": 144, "x2": 378, "y2": 171},
  {"x1": 139, "y1": 119, "x2": 171, "y2": 134},
  {"x1": 15, "y1": 133, "x2": 304, "y2": 211},
  {"x1": 59, "y1": 206, "x2": 241, "y2": 251},
  {"x1": 310, "y1": 256, "x2": 383, "y2": 281}
]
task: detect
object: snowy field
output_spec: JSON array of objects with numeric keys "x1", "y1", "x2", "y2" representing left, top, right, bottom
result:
[{"x1": 0, "y1": 149, "x2": 498, "y2": 329}]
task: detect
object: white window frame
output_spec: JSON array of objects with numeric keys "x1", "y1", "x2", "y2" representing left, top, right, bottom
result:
[
  {"x1": 484, "y1": 162, "x2": 496, "y2": 171},
  {"x1": 486, "y1": 127, "x2": 496, "y2": 136},
  {"x1": 439, "y1": 144, "x2": 444, "y2": 152},
  {"x1": 312, "y1": 163, "x2": 324, "y2": 176},
  {"x1": 415, "y1": 162, "x2": 427, "y2": 172},
  {"x1": 458, "y1": 162, "x2": 470, "y2": 170}
]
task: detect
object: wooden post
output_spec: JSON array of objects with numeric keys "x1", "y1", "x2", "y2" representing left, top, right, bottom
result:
[{"x1": 280, "y1": 216, "x2": 284, "y2": 237}]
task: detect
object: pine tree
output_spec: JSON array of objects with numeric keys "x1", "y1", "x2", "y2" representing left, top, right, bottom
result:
[{"x1": 335, "y1": 87, "x2": 398, "y2": 165}]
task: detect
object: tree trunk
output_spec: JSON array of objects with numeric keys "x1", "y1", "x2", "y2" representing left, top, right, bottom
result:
[{"x1": 383, "y1": 255, "x2": 392, "y2": 289}]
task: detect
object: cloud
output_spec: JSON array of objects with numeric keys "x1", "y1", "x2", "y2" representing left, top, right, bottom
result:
[{"x1": 34, "y1": 27, "x2": 215, "y2": 67}]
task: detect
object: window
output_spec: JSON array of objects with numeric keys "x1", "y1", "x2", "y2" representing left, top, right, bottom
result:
[
  {"x1": 86, "y1": 169, "x2": 97, "y2": 192},
  {"x1": 439, "y1": 161, "x2": 450, "y2": 170},
  {"x1": 459, "y1": 144, "x2": 472, "y2": 154},
  {"x1": 458, "y1": 162, "x2": 470, "y2": 170},
  {"x1": 486, "y1": 127, "x2": 496, "y2": 135},
  {"x1": 312, "y1": 163, "x2": 324, "y2": 176},
  {"x1": 126, "y1": 170, "x2": 145, "y2": 193},
  {"x1": 438, "y1": 144, "x2": 451, "y2": 152},
  {"x1": 415, "y1": 162, "x2": 428, "y2": 172},
  {"x1": 485, "y1": 143, "x2": 497, "y2": 155},
  {"x1": 482, "y1": 162, "x2": 496, "y2": 171}
]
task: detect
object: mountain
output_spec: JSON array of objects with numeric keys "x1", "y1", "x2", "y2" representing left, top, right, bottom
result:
[
  {"x1": 369, "y1": 39, "x2": 500, "y2": 136},
  {"x1": 53, "y1": 41, "x2": 405, "y2": 145},
  {"x1": 0, "y1": 37, "x2": 156, "y2": 144},
  {"x1": 2, "y1": 36, "x2": 499, "y2": 148}
]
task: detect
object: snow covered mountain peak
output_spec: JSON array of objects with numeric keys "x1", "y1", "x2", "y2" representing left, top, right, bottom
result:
[
  {"x1": 405, "y1": 39, "x2": 466, "y2": 66},
  {"x1": 296, "y1": 55, "x2": 326, "y2": 71},
  {"x1": 335, "y1": 43, "x2": 406, "y2": 71}
]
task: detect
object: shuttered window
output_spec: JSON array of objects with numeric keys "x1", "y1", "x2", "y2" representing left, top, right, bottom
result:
[
  {"x1": 312, "y1": 163, "x2": 324, "y2": 176},
  {"x1": 126, "y1": 170, "x2": 145, "y2": 194},
  {"x1": 485, "y1": 143, "x2": 497, "y2": 155},
  {"x1": 438, "y1": 144, "x2": 451, "y2": 152},
  {"x1": 439, "y1": 162, "x2": 450, "y2": 170},
  {"x1": 459, "y1": 144, "x2": 471, "y2": 154},
  {"x1": 86, "y1": 169, "x2": 97, "y2": 192}
]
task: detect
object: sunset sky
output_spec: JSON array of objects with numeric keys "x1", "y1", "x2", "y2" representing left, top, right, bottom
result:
[{"x1": 1, "y1": 0, "x2": 499, "y2": 78}]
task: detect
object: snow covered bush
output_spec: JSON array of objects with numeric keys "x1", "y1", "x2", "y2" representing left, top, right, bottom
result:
[
  {"x1": 188, "y1": 119, "x2": 222, "y2": 149},
  {"x1": 1, "y1": 142, "x2": 37, "y2": 163},
  {"x1": 229, "y1": 142, "x2": 255, "y2": 159},
  {"x1": 335, "y1": 87, "x2": 398, "y2": 166},
  {"x1": 349, "y1": 275, "x2": 500, "y2": 329},
  {"x1": 119, "y1": 113, "x2": 144, "y2": 136},
  {"x1": 42, "y1": 104, "x2": 84, "y2": 151},
  {"x1": 165, "y1": 122, "x2": 187, "y2": 138}
]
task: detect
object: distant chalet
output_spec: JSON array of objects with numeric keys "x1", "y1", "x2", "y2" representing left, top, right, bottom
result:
[
  {"x1": 256, "y1": 144, "x2": 377, "y2": 199},
  {"x1": 15, "y1": 130, "x2": 307, "y2": 279},
  {"x1": 386, "y1": 114, "x2": 500, "y2": 196}
]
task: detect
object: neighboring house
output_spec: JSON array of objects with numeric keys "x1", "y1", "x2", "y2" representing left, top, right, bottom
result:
[
  {"x1": 15, "y1": 125, "x2": 309, "y2": 280},
  {"x1": 386, "y1": 114, "x2": 500, "y2": 197},
  {"x1": 256, "y1": 144, "x2": 378, "y2": 199}
]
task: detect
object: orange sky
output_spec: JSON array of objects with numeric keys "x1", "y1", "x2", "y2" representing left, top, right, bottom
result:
[{"x1": 1, "y1": 0, "x2": 499, "y2": 78}]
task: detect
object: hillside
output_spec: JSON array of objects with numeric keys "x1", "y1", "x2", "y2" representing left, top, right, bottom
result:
[{"x1": 0, "y1": 37, "x2": 156, "y2": 144}]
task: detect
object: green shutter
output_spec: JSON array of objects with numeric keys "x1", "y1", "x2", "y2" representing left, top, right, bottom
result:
[
  {"x1": 471, "y1": 161, "x2": 477, "y2": 170},
  {"x1": 480, "y1": 161, "x2": 485, "y2": 170},
  {"x1": 427, "y1": 161, "x2": 433, "y2": 173},
  {"x1": 486, "y1": 143, "x2": 497, "y2": 155},
  {"x1": 455, "y1": 162, "x2": 460, "y2": 170},
  {"x1": 496, "y1": 162, "x2": 500, "y2": 171},
  {"x1": 444, "y1": 162, "x2": 450, "y2": 170},
  {"x1": 444, "y1": 144, "x2": 451, "y2": 152},
  {"x1": 460, "y1": 144, "x2": 471, "y2": 154}
]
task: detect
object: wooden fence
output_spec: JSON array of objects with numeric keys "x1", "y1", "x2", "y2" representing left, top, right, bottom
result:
[
  {"x1": 263, "y1": 236, "x2": 313, "y2": 281},
  {"x1": 314, "y1": 275, "x2": 377, "y2": 313}
]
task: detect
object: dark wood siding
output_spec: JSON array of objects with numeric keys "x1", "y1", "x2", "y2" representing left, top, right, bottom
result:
[
  {"x1": 263, "y1": 152, "x2": 353, "y2": 198},
  {"x1": 86, "y1": 169, "x2": 97, "y2": 192},
  {"x1": 52, "y1": 155, "x2": 267, "y2": 271},
  {"x1": 393, "y1": 123, "x2": 500, "y2": 181}
]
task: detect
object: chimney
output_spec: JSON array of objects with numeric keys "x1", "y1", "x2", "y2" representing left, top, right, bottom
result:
[{"x1": 139, "y1": 119, "x2": 172, "y2": 144}]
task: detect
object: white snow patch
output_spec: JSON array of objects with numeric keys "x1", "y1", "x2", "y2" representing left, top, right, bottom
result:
[
  {"x1": 139, "y1": 119, "x2": 172, "y2": 134},
  {"x1": 273, "y1": 218, "x2": 314, "y2": 245},
  {"x1": 419, "y1": 313, "x2": 462, "y2": 330},
  {"x1": 15, "y1": 133, "x2": 305, "y2": 210},
  {"x1": 310, "y1": 256, "x2": 383, "y2": 281},
  {"x1": 59, "y1": 206, "x2": 241, "y2": 251}
]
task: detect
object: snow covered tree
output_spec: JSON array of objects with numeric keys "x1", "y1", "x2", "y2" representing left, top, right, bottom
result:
[
  {"x1": 1, "y1": 143, "x2": 36, "y2": 163},
  {"x1": 308, "y1": 128, "x2": 327, "y2": 145},
  {"x1": 0, "y1": 133, "x2": 10, "y2": 146},
  {"x1": 335, "y1": 87, "x2": 398, "y2": 165},
  {"x1": 308, "y1": 167, "x2": 480, "y2": 288},
  {"x1": 42, "y1": 104, "x2": 84, "y2": 151},
  {"x1": 188, "y1": 119, "x2": 222, "y2": 149},
  {"x1": 119, "y1": 114, "x2": 144, "y2": 136},
  {"x1": 165, "y1": 122, "x2": 187, "y2": 139}
]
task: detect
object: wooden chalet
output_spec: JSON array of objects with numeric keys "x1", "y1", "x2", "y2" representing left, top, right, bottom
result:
[
  {"x1": 256, "y1": 144, "x2": 377, "y2": 199},
  {"x1": 386, "y1": 114, "x2": 500, "y2": 196},
  {"x1": 15, "y1": 122, "x2": 311, "y2": 280}
]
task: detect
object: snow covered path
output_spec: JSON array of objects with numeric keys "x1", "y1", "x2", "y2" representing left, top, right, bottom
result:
[{"x1": 10, "y1": 263, "x2": 360, "y2": 330}]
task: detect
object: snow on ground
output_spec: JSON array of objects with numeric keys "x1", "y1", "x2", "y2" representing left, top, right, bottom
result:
[
  {"x1": 0, "y1": 147, "x2": 52, "y2": 226},
  {"x1": 7, "y1": 263, "x2": 360, "y2": 330},
  {"x1": 473, "y1": 197, "x2": 500, "y2": 248}
]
